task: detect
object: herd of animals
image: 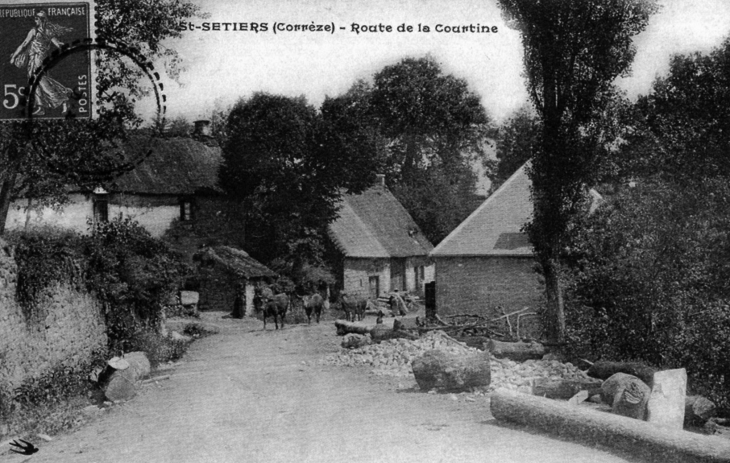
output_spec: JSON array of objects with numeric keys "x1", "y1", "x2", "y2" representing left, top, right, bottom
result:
[{"x1": 253, "y1": 286, "x2": 408, "y2": 330}]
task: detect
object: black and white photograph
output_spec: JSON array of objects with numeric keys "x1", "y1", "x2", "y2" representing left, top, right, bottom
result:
[{"x1": 1, "y1": 0, "x2": 730, "y2": 461}]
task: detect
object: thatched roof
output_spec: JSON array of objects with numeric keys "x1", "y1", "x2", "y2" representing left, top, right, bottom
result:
[
  {"x1": 106, "y1": 136, "x2": 222, "y2": 195},
  {"x1": 328, "y1": 183, "x2": 433, "y2": 258},
  {"x1": 194, "y1": 246, "x2": 276, "y2": 279}
]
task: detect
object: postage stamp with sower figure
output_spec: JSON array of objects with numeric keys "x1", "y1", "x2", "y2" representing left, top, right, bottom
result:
[{"x1": 1, "y1": 2, "x2": 92, "y2": 120}]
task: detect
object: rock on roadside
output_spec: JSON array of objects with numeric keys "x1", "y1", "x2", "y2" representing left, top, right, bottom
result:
[
  {"x1": 412, "y1": 349, "x2": 491, "y2": 392},
  {"x1": 103, "y1": 352, "x2": 151, "y2": 402},
  {"x1": 601, "y1": 372, "x2": 651, "y2": 420}
]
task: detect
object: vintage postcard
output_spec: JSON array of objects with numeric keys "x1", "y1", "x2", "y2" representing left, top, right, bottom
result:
[{"x1": 1, "y1": 1, "x2": 730, "y2": 462}]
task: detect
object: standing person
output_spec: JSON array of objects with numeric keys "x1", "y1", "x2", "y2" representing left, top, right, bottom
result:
[
  {"x1": 9, "y1": 10, "x2": 73, "y2": 115},
  {"x1": 389, "y1": 289, "x2": 408, "y2": 317}
]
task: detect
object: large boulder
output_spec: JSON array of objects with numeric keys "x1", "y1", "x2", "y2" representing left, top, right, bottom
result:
[
  {"x1": 647, "y1": 368, "x2": 687, "y2": 429},
  {"x1": 103, "y1": 352, "x2": 151, "y2": 402},
  {"x1": 601, "y1": 372, "x2": 651, "y2": 420},
  {"x1": 411, "y1": 349, "x2": 491, "y2": 392},
  {"x1": 685, "y1": 395, "x2": 717, "y2": 427}
]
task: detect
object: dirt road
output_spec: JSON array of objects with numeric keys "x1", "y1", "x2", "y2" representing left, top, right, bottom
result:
[{"x1": 9, "y1": 313, "x2": 642, "y2": 463}]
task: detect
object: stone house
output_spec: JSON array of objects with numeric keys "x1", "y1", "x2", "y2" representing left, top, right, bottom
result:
[
  {"x1": 430, "y1": 163, "x2": 603, "y2": 337},
  {"x1": 327, "y1": 175, "x2": 435, "y2": 299},
  {"x1": 430, "y1": 163, "x2": 544, "y2": 322},
  {"x1": 193, "y1": 245, "x2": 277, "y2": 315}
]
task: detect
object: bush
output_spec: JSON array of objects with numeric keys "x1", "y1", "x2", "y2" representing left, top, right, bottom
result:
[
  {"x1": 0, "y1": 349, "x2": 108, "y2": 438},
  {"x1": 83, "y1": 217, "x2": 191, "y2": 348},
  {"x1": 7, "y1": 227, "x2": 85, "y2": 321},
  {"x1": 124, "y1": 330, "x2": 189, "y2": 368},
  {"x1": 182, "y1": 322, "x2": 215, "y2": 339},
  {"x1": 10, "y1": 218, "x2": 191, "y2": 351},
  {"x1": 563, "y1": 179, "x2": 730, "y2": 407}
]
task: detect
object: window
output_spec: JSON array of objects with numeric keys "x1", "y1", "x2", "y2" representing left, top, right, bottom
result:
[
  {"x1": 180, "y1": 197, "x2": 194, "y2": 221},
  {"x1": 93, "y1": 194, "x2": 108, "y2": 224}
]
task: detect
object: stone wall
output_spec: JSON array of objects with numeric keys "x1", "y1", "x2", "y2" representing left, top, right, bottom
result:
[
  {"x1": 405, "y1": 256, "x2": 435, "y2": 296},
  {"x1": 434, "y1": 256, "x2": 544, "y2": 337},
  {"x1": 343, "y1": 258, "x2": 391, "y2": 299},
  {"x1": 0, "y1": 239, "x2": 107, "y2": 391},
  {"x1": 197, "y1": 265, "x2": 239, "y2": 312}
]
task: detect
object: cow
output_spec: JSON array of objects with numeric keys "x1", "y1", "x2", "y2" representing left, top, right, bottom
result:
[
  {"x1": 261, "y1": 293, "x2": 289, "y2": 330},
  {"x1": 340, "y1": 293, "x2": 370, "y2": 322},
  {"x1": 301, "y1": 293, "x2": 325, "y2": 324}
]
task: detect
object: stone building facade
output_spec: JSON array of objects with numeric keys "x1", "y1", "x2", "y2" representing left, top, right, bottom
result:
[
  {"x1": 194, "y1": 246, "x2": 276, "y2": 315},
  {"x1": 328, "y1": 176, "x2": 435, "y2": 299},
  {"x1": 430, "y1": 164, "x2": 544, "y2": 336}
]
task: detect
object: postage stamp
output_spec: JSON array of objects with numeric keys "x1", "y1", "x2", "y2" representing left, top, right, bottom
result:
[{"x1": 0, "y1": 2, "x2": 92, "y2": 120}]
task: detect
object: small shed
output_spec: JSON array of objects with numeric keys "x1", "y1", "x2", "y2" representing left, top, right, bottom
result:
[{"x1": 193, "y1": 246, "x2": 277, "y2": 316}]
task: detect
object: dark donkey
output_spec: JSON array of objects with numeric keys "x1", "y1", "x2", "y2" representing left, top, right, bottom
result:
[
  {"x1": 301, "y1": 293, "x2": 324, "y2": 324},
  {"x1": 262, "y1": 293, "x2": 289, "y2": 330}
]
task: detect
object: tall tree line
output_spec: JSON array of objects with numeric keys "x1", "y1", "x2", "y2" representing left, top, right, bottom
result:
[{"x1": 220, "y1": 56, "x2": 493, "y2": 278}]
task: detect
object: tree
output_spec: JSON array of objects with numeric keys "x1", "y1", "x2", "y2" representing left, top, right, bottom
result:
[
  {"x1": 324, "y1": 57, "x2": 492, "y2": 244},
  {"x1": 0, "y1": 0, "x2": 202, "y2": 234},
  {"x1": 370, "y1": 56, "x2": 491, "y2": 182},
  {"x1": 485, "y1": 105, "x2": 540, "y2": 192},
  {"x1": 391, "y1": 162, "x2": 484, "y2": 244},
  {"x1": 623, "y1": 36, "x2": 730, "y2": 183},
  {"x1": 219, "y1": 93, "x2": 377, "y2": 277},
  {"x1": 498, "y1": 0, "x2": 658, "y2": 342},
  {"x1": 563, "y1": 178, "x2": 730, "y2": 406}
]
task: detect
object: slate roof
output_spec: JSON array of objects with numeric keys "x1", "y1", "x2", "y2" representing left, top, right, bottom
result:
[
  {"x1": 106, "y1": 136, "x2": 222, "y2": 195},
  {"x1": 431, "y1": 163, "x2": 534, "y2": 257},
  {"x1": 328, "y1": 183, "x2": 434, "y2": 258},
  {"x1": 194, "y1": 246, "x2": 277, "y2": 279}
]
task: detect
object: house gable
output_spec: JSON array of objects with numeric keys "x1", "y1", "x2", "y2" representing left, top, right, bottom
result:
[
  {"x1": 431, "y1": 163, "x2": 533, "y2": 258},
  {"x1": 328, "y1": 184, "x2": 434, "y2": 259}
]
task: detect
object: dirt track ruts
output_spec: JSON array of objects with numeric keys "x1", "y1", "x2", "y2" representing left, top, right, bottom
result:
[{"x1": 8, "y1": 313, "x2": 642, "y2": 463}]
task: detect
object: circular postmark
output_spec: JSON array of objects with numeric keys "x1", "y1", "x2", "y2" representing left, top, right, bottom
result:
[{"x1": 23, "y1": 37, "x2": 167, "y2": 181}]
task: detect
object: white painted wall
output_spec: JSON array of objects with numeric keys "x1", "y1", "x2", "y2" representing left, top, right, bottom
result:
[
  {"x1": 6, "y1": 194, "x2": 180, "y2": 238},
  {"x1": 6, "y1": 194, "x2": 92, "y2": 234},
  {"x1": 109, "y1": 203, "x2": 179, "y2": 238}
]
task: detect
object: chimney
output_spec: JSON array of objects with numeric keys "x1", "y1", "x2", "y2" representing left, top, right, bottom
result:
[
  {"x1": 192, "y1": 120, "x2": 212, "y2": 138},
  {"x1": 375, "y1": 174, "x2": 385, "y2": 188}
]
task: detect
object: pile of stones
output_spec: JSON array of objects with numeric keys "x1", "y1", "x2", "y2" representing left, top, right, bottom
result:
[{"x1": 324, "y1": 330, "x2": 594, "y2": 392}]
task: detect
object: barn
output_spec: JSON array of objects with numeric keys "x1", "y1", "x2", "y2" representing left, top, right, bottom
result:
[
  {"x1": 430, "y1": 164, "x2": 544, "y2": 328},
  {"x1": 327, "y1": 175, "x2": 435, "y2": 299},
  {"x1": 193, "y1": 245, "x2": 277, "y2": 316}
]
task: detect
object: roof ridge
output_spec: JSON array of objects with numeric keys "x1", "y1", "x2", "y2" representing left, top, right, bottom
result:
[
  {"x1": 336, "y1": 199, "x2": 389, "y2": 257},
  {"x1": 432, "y1": 162, "x2": 530, "y2": 255}
]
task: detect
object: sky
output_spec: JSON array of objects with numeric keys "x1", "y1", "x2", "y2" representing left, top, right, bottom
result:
[{"x1": 161, "y1": 0, "x2": 730, "y2": 125}]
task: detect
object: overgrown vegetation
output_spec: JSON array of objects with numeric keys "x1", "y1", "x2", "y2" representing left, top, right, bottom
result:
[
  {"x1": 0, "y1": 349, "x2": 108, "y2": 439},
  {"x1": 122, "y1": 330, "x2": 189, "y2": 368},
  {"x1": 562, "y1": 180, "x2": 730, "y2": 408},
  {"x1": 84, "y1": 217, "x2": 190, "y2": 350},
  {"x1": 11, "y1": 227, "x2": 84, "y2": 320},
  {"x1": 9, "y1": 218, "x2": 190, "y2": 349},
  {"x1": 2, "y1": 218, "x2": 195, "y2": 438}
]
